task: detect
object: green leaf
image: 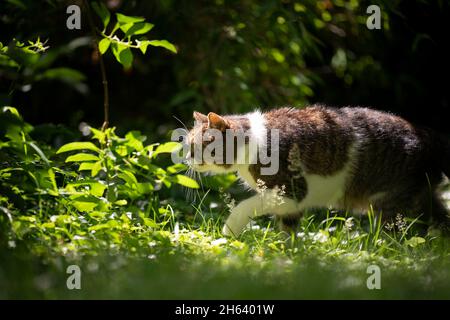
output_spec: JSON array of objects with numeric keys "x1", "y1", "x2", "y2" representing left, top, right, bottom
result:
[
  {"x1": 137, "y1": 40, "x2": 151, "y2": 54},
  {"x1": 166, "y1": 163, "x2": 187, "y2": 174},
  {"x1": 125, "y1": 131, "x2": 145, "y2": 151},
  {"x1": 119, "y1": 48, "x2": 133, "y2": 68},
  {"x1": 89, "y1": 219, "x2": 119, "y2": 231},
  {"x1": 118, "y1": 171, "x2": 138, "y2": 187},
  {"x1": 91, "y1": 2, "x2": 111, "y2": 29},
  {"x1": 143, "y1": 218, "x2": 158, "y2": 228},
  {"x1": 173, "y1": 174, "x2": 199, "y2": 189},
  {"x1": 119, "y1": 22, "x2": 134, "y2": 35},
  {"x1": 147, "y1": 40, "x2": 177, "y2": 53},
  {"x1": 115, "y1": 200, "x2": 128, "y2": 206},
  {"x1": 78, "y1": 162, "x2": 94, "y2": 171},
  {"x1": 90, "y1": 182, "x2": 107, "y2": 197},
  {"x1": 111, "y1": 43, "x2": 133, "y2": 68},
  {"x1": 136, "y1": 182, "x2": 154, "y2": 194},
  {"x1": 47, "y1": 168, "x2": 58, "y2": 192},
  {"x1": 41, "y1": 222, "x2": 55, "y2": 229},
  {"x1": 90, "y1": 127, "x2": 106, "y2": 144},
  {"x1": 152, "y1": 142, "x2": 181, "y2": 157},
  {"x1": 98, "y1": 38, "x2": 111, "y2": 54},
  {"x1": 56, "y1": 142, "x2": 100, "y2": 154},
  {"x1": 5, "y1": 0, "x2": 27, "y2": 10},
  {"x1": 65, "y1": 153, "x2": 100, "y2": 163},
  {"x1": 116, "y1": 13, "x2": 145, "y2": 24},
  {"x1": 28, "y1": 141, "x2": 50, "y2": 165},
  {"x1": 124, "y1": 22, "x2": 154, "y2": 37},
  {"x1": 2, "y1": 106, "x2": 22, "y2": 119},
  {"x1": 91, "y1": 160, "x2": 103, "y2": 177},
  {"x1": 37, "y1": 68, "x2": 86, "y2": 83},
  {"x1": 405, "y1": 236, "x2": 426, "y2": 247},
  {"x1": 71, "y1": 198, "x2": 98, "y2": 212}
]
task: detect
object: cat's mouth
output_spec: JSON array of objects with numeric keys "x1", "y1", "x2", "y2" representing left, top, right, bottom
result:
[
  {"x1": 189, "y1": 160, "x2": 235, "y2": 174},
  {"x1": 184, "y1": 155, "x2": 208, "y2": 172},
  {"x1": 190, "y1": 162, "x2": 207, "y2": 172}
]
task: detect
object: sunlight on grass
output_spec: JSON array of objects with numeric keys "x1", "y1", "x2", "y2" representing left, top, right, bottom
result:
[{"x1": 1, "y1": 200, "x2": 449, "y2": 299}]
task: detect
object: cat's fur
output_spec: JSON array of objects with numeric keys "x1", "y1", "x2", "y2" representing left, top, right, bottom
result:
[{"x1": 187, "y1": 105, "x2": 450, "y2": 236}]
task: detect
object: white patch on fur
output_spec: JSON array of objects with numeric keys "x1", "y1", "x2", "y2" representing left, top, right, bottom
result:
[
  {"x1": 234, "y1": 110, "x2": 267, "y2": 187},
  {"x1": 247, "y1": 110, "x2": 267, "y2": 149},
  {"x1": 226, "y1": 142, "x2": 361, "y2": 236},
  {"x1": 297, "y1": 142, "x2": 358, "y2": 210}
]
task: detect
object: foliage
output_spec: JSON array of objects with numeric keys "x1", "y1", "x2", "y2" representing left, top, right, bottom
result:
[
  {"x1": 0, "y1": 106, "x2": 199, "y2": 255},
  {"x1": 91, "y1": 1, "x2": 176, "y2": 69}
]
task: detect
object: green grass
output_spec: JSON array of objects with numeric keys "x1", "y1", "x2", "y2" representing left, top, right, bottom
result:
[{"x1": 1, "y1": 201, "x2": 449, "y2": 299}]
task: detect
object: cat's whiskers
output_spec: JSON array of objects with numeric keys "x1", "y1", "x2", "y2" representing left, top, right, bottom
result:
[
  {"x1": 196, "y1": 171, "x2": 204, "y2": 191},
  {"x1": 173, "y1": 115, "x2": 189, "y2": 132}
]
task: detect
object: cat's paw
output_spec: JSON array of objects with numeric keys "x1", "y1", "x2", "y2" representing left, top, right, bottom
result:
[
  {"x1": 222, "y1": 224, "x2": 235, "y2": 237},
  {"x1": 222, "y1": 200, "x2": 255, "y2": 237},
  {"x1": 222, "y1": 221, "x2": 243, "y2": 237}
]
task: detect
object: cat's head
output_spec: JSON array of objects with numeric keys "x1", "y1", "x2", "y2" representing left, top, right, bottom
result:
[{"x1": 185, "y1": 111, "x2": 250, "y2": 173}]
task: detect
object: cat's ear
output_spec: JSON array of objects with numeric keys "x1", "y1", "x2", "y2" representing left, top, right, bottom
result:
[
  {"x1": 193, "y1": 111, "x2": 208, "y2": 123},
  {"x1": 207, "y1": 112, "x2": 229, "y2": 131}
]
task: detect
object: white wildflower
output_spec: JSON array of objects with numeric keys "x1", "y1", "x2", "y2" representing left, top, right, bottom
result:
[
  {"x1": 256, "y1": 179, "x2": 268, "y2": 196},
  {"x1": 344, "y1": 217, "x2": 354, "y2": 231},
  {"x1": 395, "y1": 213, "x2": 407, "y2": 232}
]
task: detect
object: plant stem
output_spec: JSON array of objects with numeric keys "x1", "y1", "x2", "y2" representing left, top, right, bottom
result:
[{"x1": 83, "y1": 0, "x2": 110, "y2": 131}]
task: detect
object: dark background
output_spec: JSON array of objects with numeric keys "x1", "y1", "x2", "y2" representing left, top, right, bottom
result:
[{"x1": 1, "y1": 0, "x2": 449, "y2": 142}]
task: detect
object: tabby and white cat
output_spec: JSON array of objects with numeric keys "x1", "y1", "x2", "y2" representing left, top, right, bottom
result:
[{"x1": 187, "y1": 105, "x2": 450, "y2": 236}]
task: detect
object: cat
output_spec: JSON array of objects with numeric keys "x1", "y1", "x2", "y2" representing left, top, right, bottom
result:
[{"x1": 186, "y1": 105, "x2": 450, "y2": 237}]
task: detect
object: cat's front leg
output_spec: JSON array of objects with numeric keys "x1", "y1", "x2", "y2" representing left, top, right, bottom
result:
[
  {"x1": 222, "y1": 195, "x2": 261, "y2": 237},
  {"x1": 222, "y1": 193, "x2": 300, "y2": 237}
]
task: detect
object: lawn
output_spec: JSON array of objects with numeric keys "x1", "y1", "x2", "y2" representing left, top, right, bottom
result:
[{"x1": 1, "y1": 180, "x2": 449, "y2": 299}]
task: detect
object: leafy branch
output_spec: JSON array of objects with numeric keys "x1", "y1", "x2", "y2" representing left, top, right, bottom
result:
[
  {"x1": 91, "y1": 2, "x2": 177, "y2": 69},
  {"x1": 84, "y1": 1, "x2": 177, "y2": 131}
]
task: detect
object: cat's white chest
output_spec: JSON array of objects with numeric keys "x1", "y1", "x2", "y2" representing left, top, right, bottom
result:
[
  {"x1": 237, "y1": 159, "x2": 354, "y2": 211},
  {"x1": 299, "y1": 170, "x2": 349, "y2": 209}
]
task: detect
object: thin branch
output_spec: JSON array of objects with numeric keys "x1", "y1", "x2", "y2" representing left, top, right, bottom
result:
[{"x1": 83, "y1": 0, "x2": 109, "y2": 131}]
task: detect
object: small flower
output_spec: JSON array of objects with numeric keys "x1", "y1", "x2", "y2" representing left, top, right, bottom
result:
[
  {"x1": 256, "y1": 179, "x2": 268, "y2": 196},
  {"x1": 384, "y1": 222, "x2": 394, "y2": 231},
  {"x1": 395, "y1": 213, "x2": 407, "y2": 232},
  {"x1": 273, "y1": 185, "x2": 286, "y2": 206},
  {"x1": 344, "y1": 217, "x2": 354, "y2": 231},
  {"x1": 226, "y1": 198, "x2": 236, "y2": 211},
  {"x1": 219, "y1": 188, "x2": 236, "y2": 212}
]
